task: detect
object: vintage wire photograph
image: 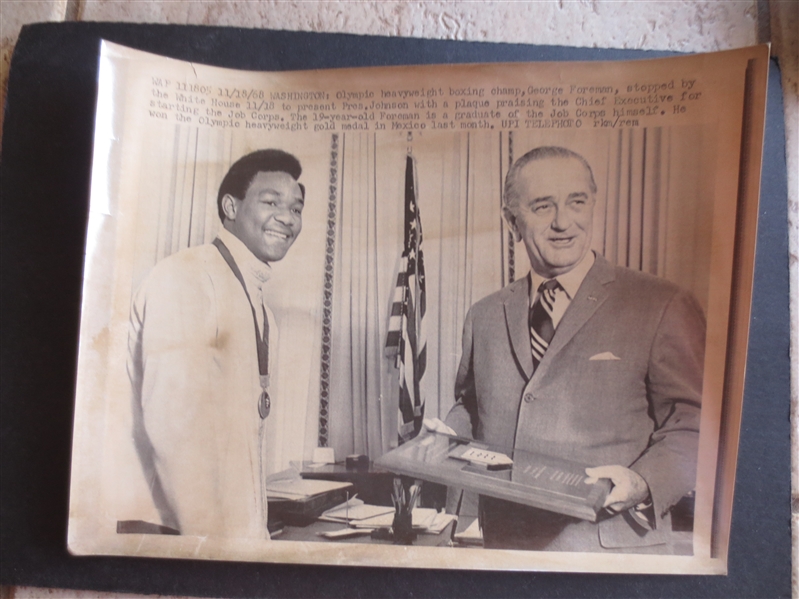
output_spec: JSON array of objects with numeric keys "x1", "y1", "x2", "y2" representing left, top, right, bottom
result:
[{"x1": 67, "y1": 42, "x2": 768, "y2": 573}]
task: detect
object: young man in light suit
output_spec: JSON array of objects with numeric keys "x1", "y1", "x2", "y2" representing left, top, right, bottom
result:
[
  {"x1": 125, "y1": 150, "x2": 305, "y2": 540},
  {"x1": 443, "y1": 146, "x2": 705, "y2": 553}
]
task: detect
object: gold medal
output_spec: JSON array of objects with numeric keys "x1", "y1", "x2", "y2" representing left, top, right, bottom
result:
[
  {"x1": 258, "y1": 374, "x2": 271, "y2": 418},
  {"x1": 258, "y1": 389, "x2": 271, "y2": 419}
]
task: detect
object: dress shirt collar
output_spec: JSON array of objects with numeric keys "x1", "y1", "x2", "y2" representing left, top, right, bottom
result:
[
  {"x1": 529, "y1": 250, "x2": 596, "y2": 303},
  {"x1": 217, "y1": 226, "x2": 272, "y2": 288}
]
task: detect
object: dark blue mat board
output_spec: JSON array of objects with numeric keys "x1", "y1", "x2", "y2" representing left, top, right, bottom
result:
[{"x1": 0, "y1": 22, "x2": 790, "y2": 598}]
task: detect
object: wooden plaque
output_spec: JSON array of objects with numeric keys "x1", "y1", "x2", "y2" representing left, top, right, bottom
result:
[{"x1": 376, "y1": 432, "x2": 611, "y2": 521}]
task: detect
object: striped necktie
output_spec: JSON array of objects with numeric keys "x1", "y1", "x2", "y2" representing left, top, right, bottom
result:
[{"x1": 529, "y1": 279, "x2": 561, "y2": 368}]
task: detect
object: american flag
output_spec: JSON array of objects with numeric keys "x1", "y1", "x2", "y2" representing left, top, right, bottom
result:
[{"x1": 385, "y1": 154, "x2": 427, "y2": 443}]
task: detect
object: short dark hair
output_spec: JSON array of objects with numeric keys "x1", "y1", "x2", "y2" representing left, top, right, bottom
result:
[
  {"x1": 217, "y1": 149, "x2": 305, "y2": 221},
  {"x1": 504, "y1": 146, "x2": 597, "y2": 207}
]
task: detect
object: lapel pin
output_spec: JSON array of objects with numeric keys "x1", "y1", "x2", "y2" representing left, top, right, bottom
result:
[{"x1": 587, "y1": 295, "x2": 597, "y2": 302}]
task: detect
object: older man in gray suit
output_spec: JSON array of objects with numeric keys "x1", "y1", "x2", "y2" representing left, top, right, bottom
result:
[{"x1": 442, "y1": 146, "x2": 705, "y2": 553}]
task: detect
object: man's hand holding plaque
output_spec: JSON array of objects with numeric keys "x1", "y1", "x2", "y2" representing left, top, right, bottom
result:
[
  {"x1": 584, "y1": 465, "x2": 650, "y2": 513},
  {"x1": 422, "y1": 418, "x2": 456, "y2": 436}
]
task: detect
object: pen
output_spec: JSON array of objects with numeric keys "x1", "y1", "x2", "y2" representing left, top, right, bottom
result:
[{"x1": 409, "y1": 484, "x2": 420, "y2": 512}]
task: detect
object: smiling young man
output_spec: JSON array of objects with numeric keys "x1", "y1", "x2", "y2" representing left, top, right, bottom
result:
[
  {"x1": 124, "y1": 149, "x2": 304, "y2": 540},
  {"x1": 443, "y1": 146, "x2": 706, "y2": 553}
]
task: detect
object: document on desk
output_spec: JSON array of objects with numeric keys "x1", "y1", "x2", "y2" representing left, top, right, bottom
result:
[
  {"x1": 453, "y1": 519, "x2": 483, "y2": 546},
  {"x1": 265, "y1": 479, "x2": 353, "y2": 501},
  {"x1": 423, "y1": 512, "x2": 457, "y2": 535},
  {"x1": 320, "y1": 499, "x2": 454, "y2": 534},
  {"x1": 350, "y1": 508, "x2": 455, "y2": 534},
  {"x1": 318, "y1": 528, "x2": 373, "y2": 540},
  {"x1": 320, "y1": 502, "x2": 394, "y2": 523}
]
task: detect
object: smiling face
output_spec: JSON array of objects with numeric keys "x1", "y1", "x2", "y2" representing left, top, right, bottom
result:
[
  {"x1": 222, "y1": 170, "x2": 304, "y2": 263},
  {"x1": 504, "y1": 156, "x2": 595, "y2": 278}
]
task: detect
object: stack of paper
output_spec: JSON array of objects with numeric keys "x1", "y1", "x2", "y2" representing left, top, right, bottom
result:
[
  {"x1": 320, "y1": 499, "x2": 455, "y2": 535},
  {"x1": 424, "y1": 511, "x2": 458, "y2": 534},
  {"x1": 356, "y1": 507, "x2": 455, "y2": 534},
  {"x1": 265, "y1": 478, "x2": 352, "y2": 500},
  {"x1": 265, "y1": 474, "x2": 355, "y2": 524},
  {"x1": 319, "y1": 498, "x2": 394, "y2": 523},
  {"x1": 452, "y1": 518, "x2": 483, "y2": 546}
]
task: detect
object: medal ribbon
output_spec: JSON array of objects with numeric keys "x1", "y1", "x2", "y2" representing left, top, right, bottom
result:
[{"x1": 213, "y1": 238, "x2": 271, "y2": 418}]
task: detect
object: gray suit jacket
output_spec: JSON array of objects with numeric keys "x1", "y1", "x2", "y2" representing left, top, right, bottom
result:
[{"x1": 446, "y1": 254, "x2": 705, "y2": 551}]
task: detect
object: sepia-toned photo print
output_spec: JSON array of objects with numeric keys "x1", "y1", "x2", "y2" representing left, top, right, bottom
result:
[{"x1": 67, "y1": 42, "x2": 768, "y2": 574}]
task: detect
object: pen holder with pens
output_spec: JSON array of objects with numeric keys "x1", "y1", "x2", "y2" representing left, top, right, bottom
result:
[
  {"x1": 390, "y1": 477, "x2": 418, "y2": 545},
  {"x1": 391, "y1": 508, "x2": 416, "y2": 545}
]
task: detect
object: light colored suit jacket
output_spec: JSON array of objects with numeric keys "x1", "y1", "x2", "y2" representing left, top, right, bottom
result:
[
  {"x1": 446, "y1": 254, "x2": 705, "y2": 550},
  {"x1": 127, "y1": 241, "x2": 276, "y2": 540}
]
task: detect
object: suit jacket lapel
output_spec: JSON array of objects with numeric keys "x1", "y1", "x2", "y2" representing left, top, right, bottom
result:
[
  {"x1": 503, "y1": 276, "x2": 534, "y2": 380},
  {"x1": 535, "y1": 255, "x2": 616, "y2": 377}
]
